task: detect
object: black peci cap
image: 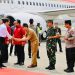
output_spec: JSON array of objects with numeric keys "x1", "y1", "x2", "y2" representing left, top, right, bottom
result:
[
  {"x1": 29, "y1": 18, "x2": 34, "y2": 22},
  {"x1": 2, "y1": 18, "x2": 10, "y2": 23},
  {"x1": 65, "y1": 20, "x2": 71, "y2": 26},
  {"x1": 23, "y1": 23, "x2": 28, "y2": 28}
]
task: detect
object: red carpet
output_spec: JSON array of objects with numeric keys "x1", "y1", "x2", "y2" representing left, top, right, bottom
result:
[{"x1": 0, "y1": 68, "x2": 47, "y2": 75}]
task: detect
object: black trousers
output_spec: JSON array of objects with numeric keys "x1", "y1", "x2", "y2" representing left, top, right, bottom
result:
[
  {"x1": 56, "y1": 38, "x2": 62, "y2": 52},
  {"x1": 10, "y1": 44, "x2": 13, "y2": 55},
  {"x1": 28, "y1": 40, "x2": 40, "y2": 57},
  {"x1": 2, "y1": 44, "x2": 8, "y2": 63},
  {"x1": 28, "y1": 40, "x2": 31, "y2": 57},
  {"x1": 66, "y1": 47, "x2": 75, "y2": 69},
  {"x1": 15, "y1": 45, "x2": 25, "y2": 63},
  {"x1": 0, "y1": 37, "x2": 5, "y2": 65},
  {"x1": 10, "y1": 44, "x2": 17, "y2": 55}
]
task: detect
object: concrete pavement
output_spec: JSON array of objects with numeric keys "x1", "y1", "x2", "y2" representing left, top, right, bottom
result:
[{"x1": 3, "y1": 42, "x2": 75, "y2": 75}]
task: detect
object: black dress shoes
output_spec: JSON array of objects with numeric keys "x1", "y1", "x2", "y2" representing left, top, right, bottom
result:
[
  {"x1": 0, "y1": 65, "x2": 2, "y2": 68},
  {"x1": 1, "y1": 64, "x2": 6, "y2": 67},
  {"x1": 37, "y1": 56, "x2": 40, "y2": 59},
  {"x1": 60, "y1": 50, "x2": 63, "y2": 52},
  {"x1": 48, "y1": 66, "x2": 55, "y2": 70},
  {"x1": 14, "y1": 62, "x2": 20, "y2": 65},
  {"x1": 29, "y1": 56, "x2": 31, "y2": 58},
  {"x1": 14, "y1": 62, "x2": 24, "y2": 66},
  {"x1": 19, "y1": 62, "x2": 24, "y2": 66},
  {"x1": 45, "y1": 66, "x2": 55, "y2": 70},
  {"x1": 45, "y1": 66, "x2": 50, "y2": 69},
  {"x1": 64, "y1": 68, "x2": 74, "y2": 73},
  {"x1": 0, "y1": 64, "x2": 6, "y2": 68}
]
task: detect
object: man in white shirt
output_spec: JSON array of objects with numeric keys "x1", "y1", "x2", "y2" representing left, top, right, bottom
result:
[{"x1": 0, "y1": 18, "x2": 12, "y2": 68}]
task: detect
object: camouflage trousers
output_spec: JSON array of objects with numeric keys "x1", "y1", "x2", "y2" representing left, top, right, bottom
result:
[{"x1": 47, "y1": 45, "x2": 56, "y2": 67}]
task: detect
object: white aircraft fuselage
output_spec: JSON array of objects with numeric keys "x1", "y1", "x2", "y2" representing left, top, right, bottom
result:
[
  {"x1": 0, "y1": 0, "x2": 75, "y2": 14},
  {"x1": 0, "y1": 0, "x2": 75, "y2": 40}
]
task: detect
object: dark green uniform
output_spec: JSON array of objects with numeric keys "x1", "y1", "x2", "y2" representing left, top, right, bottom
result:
[{"x1": 46, "y1": 27, "x2": 56, "y2": 68}]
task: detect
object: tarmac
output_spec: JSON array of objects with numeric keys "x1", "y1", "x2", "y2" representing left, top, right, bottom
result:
[{"x1": 3, "y1": 42, "x2": 75, "y2": 75}]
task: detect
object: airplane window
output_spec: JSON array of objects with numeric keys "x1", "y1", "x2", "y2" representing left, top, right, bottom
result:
[
  {"x1": 11, "y1": 1, "x2": 13, "y2": 4},
  {"x1": 67, "y1": 5, "x2": 68, "y2": 8},
  {"x1": 54, "y1": 4, "x2": 56, "y2": 7},
  {"x1": 42, "y1": 3, "x2": 44, "y2": 6},
  {"x1": 57, "y1": 4, "x2": 58, "y2": 7},
  {"x1": 33, "y1": 2, "x2": 35, "y2": 5},
  {"x1": 22, "y1": 1, "x2": 24, "y2": 5},
  {"x1": 49, "y1": 4, "x2": 50, "y2": 7},
  {"x1": 45, "y1": 3, "x2": 47, "y2": 7},
  {"x1": 4, "y1": 0, "x2": 6, "y2": 3},
  {"x1": 30, "y1": 2, "x2": 32, "y2": 5},
  {"x1": 60, "y1": 5, "x2": 61, "y2": 8},
  {"x1": 45, "y1": 3, "x2": 47, "y2": 6},
  {"x1": 69, "y1": 6, "x2": 70, "y2": 8},
  {"x1": 11, "y1": 0, "x2": 13, "y2": 4},
  {"x1": 26, "y1": 1, "x2": 28, "y2": 5},
  {"x1": 36, "y1": 2, "x2": 38, "y2": 6},
  {"x1": 39, "y1": 3, "x2": 41, "y2": 6},
  {"x1": 18, "y1": 1, "x2": 20, "y2": 4},
  {"x1": 51, "y1": 4, "x2": 53, "y2": 7},
  {"x1": 7, "y1": 0, "x2": 9, "y2": 3}
]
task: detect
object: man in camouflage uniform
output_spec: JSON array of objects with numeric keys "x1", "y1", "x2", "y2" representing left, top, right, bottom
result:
[{"x1": 45, "y1": 20, "x2": 57, "y2": 70}]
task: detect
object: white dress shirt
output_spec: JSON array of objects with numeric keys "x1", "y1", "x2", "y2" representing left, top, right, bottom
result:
[{"x1": 0, "y1": 23, "x2": 12, "y2": 39}]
